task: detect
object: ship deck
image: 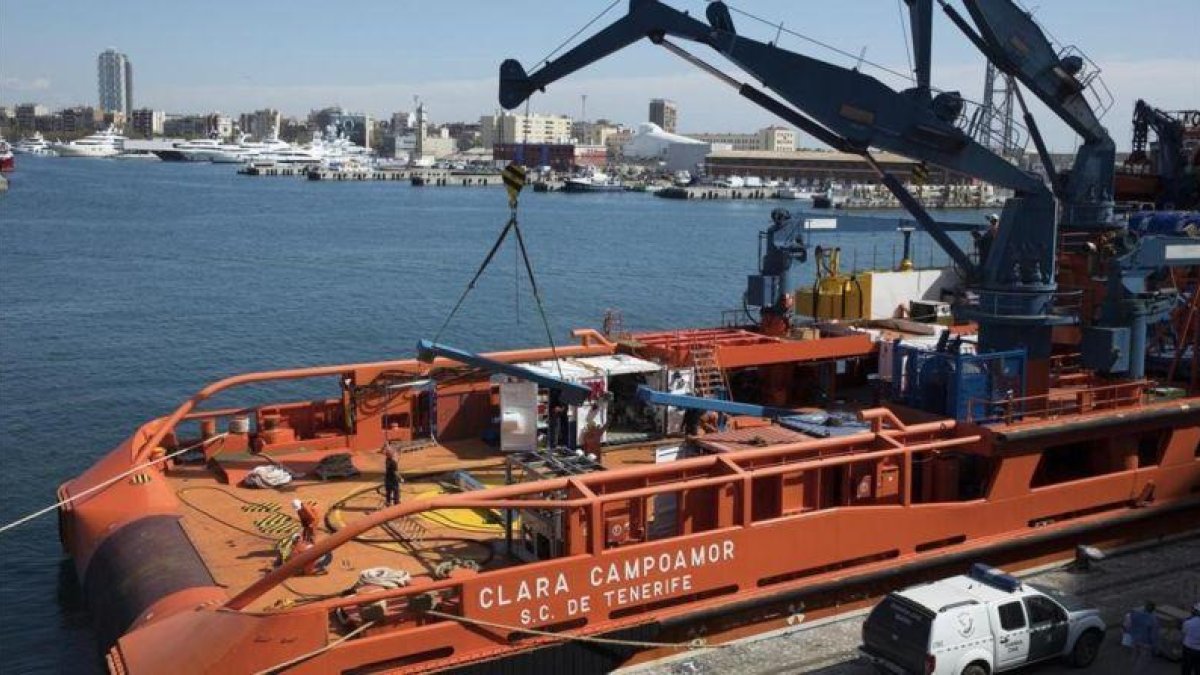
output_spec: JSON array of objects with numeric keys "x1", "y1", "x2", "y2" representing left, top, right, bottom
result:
[{"x1": 162, "y1": 438, "x2": 686, "y2": 613}]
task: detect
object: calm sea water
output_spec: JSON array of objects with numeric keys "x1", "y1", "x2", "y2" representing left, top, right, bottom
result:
[{"x1": 0, "y1": 156, "x2": 978, "y2": 672}]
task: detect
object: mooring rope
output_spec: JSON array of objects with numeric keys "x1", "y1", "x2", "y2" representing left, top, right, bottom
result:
[
  {"x1": 422, "y1": 608, "x2": 722, "y2": 651},
  {"x1": 251, "y1": 620, "x2": 377, "y2": 675},
  {"x1": 0, "y1": 433, "x2": 229, "y2": 534}
]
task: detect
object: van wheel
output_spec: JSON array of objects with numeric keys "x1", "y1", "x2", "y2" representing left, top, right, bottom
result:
[
  {"x1": 962, "y1": 663, "x2": 989, "y2": 675},
  {"x1": 1070, "y1": 629, "x2": 1102, "y2": 667}
]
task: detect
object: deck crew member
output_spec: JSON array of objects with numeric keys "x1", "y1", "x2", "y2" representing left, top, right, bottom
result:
[
  {"x1": 383, "y1": 448, "x2": 402, "y2": 507},
  {"x1": 548, "y1": 391, "x2": 569, "y2": 449},
  {"x1": 289, "y1": 499, "x2": 331, "y2": 575},
  {"x1": 973, "y1": 213, "x2": 999, "y2": 264},
  {"x1": 1182, "y1": 602, "x2": 1200, "y2": 675}
]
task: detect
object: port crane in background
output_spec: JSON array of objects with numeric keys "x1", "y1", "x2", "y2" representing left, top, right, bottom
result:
[
  {"x1": 501, "y1": 0, "x2": 1200, "y2": 391},
  {"x1": 1118, "y1": 100, "x2": 1200, "y2": 210},
  {"x1": 966, "y1": 63, "x2": 1022, "y2": 165}
]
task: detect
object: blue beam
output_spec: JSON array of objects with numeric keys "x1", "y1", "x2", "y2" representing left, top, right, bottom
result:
[
  {"x1": 417, "y1": 340, "x2": 592, "y2": 406},
  {"x1": 635, "y1": 385, "x2": 799, "y2": 418}
]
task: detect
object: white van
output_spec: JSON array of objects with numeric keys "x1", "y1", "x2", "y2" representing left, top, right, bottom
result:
[{"x1": 859, "y1": 564, "x2": 1105, "y2": 675}]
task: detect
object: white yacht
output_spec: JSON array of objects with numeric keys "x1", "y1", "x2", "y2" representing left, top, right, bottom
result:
[
  {"x1": 173, "y1": 136, "x2": 225, "y2": 162},
  {"x1": 223, "y1": 136, "x2": 290, "y2": 163},
  {"x1": 51, "y1": 126, "x2": 126, "y2": 158},
  {"x1": 258, "y1": 145, "x2": 324, "y2": 165},
  {"x1": 12, "y1": 132, "x2": 56, "y2": 156},
  {"x1": 113, "y1": 150, "x2": 161, "y2": 161},
  {"x1": 204, "y1": 134, "x2": 258, "y2": 164}
]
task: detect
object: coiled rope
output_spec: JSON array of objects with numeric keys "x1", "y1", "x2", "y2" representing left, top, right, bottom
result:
[{"x1": 0, "y1": 433, "x2": 229, "y2": 535}]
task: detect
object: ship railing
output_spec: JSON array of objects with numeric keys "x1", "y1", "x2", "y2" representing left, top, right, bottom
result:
[
  {"x1": 224, "y1": 421, "x2": 980, "y2": 620},
  {"x1": 966, "y1": 379, "x2": 1150, "y2": 425},
  {"x1": 721, "y1": 308, "x2": 748, "y2": 328},
  {"x1": 123, "y1": 328, "x2": 618, "y2": 462},
  {"x1": 1048, "y1": 352, "x2": 1088, "y2": 386}
]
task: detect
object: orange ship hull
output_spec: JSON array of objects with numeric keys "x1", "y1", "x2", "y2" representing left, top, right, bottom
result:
[{"x1": 57, "y1": 328, "x2": 1200, "y2": 674}]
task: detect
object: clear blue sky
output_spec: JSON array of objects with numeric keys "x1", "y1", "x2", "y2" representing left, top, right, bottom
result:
[{"x1": 2, "y1": 0, "x2": 1197, "y2": 149}]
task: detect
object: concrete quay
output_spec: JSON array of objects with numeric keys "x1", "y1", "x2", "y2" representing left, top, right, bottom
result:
[
  {"x1": 625, "y1": 532, "x2": 1200, "y2": 675},
  {"x1": 236, "y1": 165, "x2": 502, "y2": 186},
  {"x1": 408, "y1": 171, "x2": 501, "y2": 187},
  {"x1": 655, "y1": 186, "x2": 775, "y2": 200}
]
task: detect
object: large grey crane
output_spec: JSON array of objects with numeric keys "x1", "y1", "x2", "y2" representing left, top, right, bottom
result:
[{"x1": 499, "y1": 0, "x2": 1076, "y2": 390}]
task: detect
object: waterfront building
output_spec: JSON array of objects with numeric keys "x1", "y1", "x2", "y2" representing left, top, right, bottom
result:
[
  {"x1": 689, "y1": 131, "x2": 760, "y2": 151},
  {"x1": 689, "y1": 126, "x2": 798, "y2": 152},
  {"x1": 279, "y1": 117, "x2": 309, "y2": 143},
  {"x1": 309, "y1": 107, "x2": 371, "y2": 147},
  {"x1": 604, "y1": 128, "x2": 634, "y2": 161},
  {"x1": 758, "y1": 126, "x2": 796, "y2": 152},
  {"x1": 102, "y1": 110, "x2": 126, "y2": 130},
  {"x1": 163, "y1": 113, "x2": 231, "y2": 139},
  {"x1": 97, "y1": 49, "x2": 133, "y2": 115},
  {"x1": 442, "y1": 122, "x2": 482, "y2": 151},
  {"x1": 419, "y1": 134, "x2": 457, "y2": 159},
  {"x1": 573, "y1": 144, "x2": 608, "y2": 168},
  {"x1": 14, "y1": 103, "x2": 49, "y2": 131},
  {"x1": 492, "y1": 142, "x2": 575, "y2": 171},
  {"x1": 412, "y1": 104, "x2": 455, "y2": 160},
  {"x1": 238, "y1": 109, "x2": 280, "y2": 140},
  {"x1": 704, "y1": 149, "x2": 934, "y2": 184},
  {"x1": 572, "y1": 119, "x2": 622, "y2": 147},
  {"x1": 649, "y1": 98, "x2": 677, "y2": 133},
  {"x1": 59, "y1": 106, "x2": 101, "y2": 134},
  {"x1": 479, "y1": 112, "x2": 573, "y2": 148},
  {"x1": 205, "y1": 113, "x2": 233, "y2": 139},
  {"x1": 164, "y1": 114, "x2": 206, "y2": 138},
  {"x1": 130, "y1": 109, "x2": 165, "y2": 138},
  {"x1": 391, "y1": 111, "x2": 417, "y2": 135}
]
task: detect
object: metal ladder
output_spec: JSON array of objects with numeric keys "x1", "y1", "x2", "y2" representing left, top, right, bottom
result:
[
  {"x1": 387, "y1": 516, "x2": 428, "y2": 546},
  {"x1": 691, "y1": 346, "x2": 729, "y2": 399}
]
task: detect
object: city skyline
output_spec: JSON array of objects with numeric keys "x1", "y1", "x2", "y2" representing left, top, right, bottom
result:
[{"x1": 2, "y1": 0, "x2": 1197, "y2": 149}]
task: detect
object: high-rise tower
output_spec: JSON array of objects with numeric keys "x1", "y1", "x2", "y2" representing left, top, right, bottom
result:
[{"x1": 98, "y1": 49, "x2": 133, "y2": 115}]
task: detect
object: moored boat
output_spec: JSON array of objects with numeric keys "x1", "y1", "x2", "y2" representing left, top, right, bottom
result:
[
  {"x1": 12, "y1": 131, "x2": 56, "y2": 156},
  {"x1": 51, "y1": 126, "x2": 126, "y2": 158},
  {"x1": 562, "y1": 170, "x2": 625, "y2": 193},
  {"x1": 0, "y1": 136, "x2": 13, "y2": 172}
]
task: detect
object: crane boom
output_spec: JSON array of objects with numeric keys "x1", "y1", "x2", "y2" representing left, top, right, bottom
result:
[
  {"x1": 941, "y1": 0, "x2": 1116, "y2": 230},
  {"x1": 500, "y1": 0, "x2": 1067, "y2": 382}
]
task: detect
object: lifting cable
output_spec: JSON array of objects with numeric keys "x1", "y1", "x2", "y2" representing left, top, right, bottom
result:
[
  {"x1": 896, "y1": 0, "x2": 915, "y2": 77},
  {"x1": 528, "y1": 0, "x2": 622, "y2": 68},
  {"x1": 429, "y1": 117, "x2": 565, "y2": 380},
  {"x1": 704, "y1": 0, "x2": 920, "y2": 86},
  {"x1": 421, "y1": 608, "x2": 725, "y2": 651},
  {"x1": 0, "y1": 433, "x2": 229, "y2": 535}
]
